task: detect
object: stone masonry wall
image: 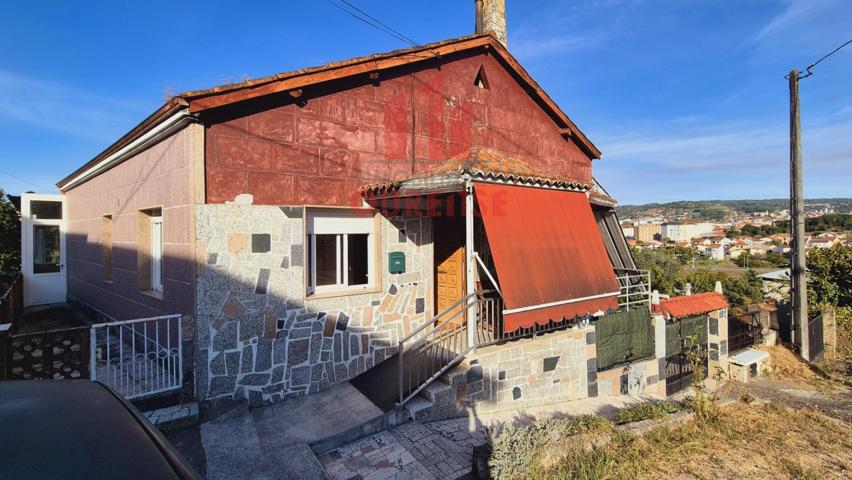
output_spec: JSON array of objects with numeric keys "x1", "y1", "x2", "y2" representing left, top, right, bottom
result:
[
  {"x1": 195, "y1": 203, "x2": 433, "y2": 406},
  {"x1": 461, "y1": 325, "x2": 596, "y2": 412}
]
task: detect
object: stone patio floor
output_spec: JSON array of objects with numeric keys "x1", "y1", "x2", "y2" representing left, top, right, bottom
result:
[{"x1": 319, "y1": 393, "x2": 666, "y2": 480}]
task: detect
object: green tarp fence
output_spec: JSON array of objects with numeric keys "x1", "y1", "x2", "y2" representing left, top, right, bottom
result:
[
  {"x1": 595, "y1": 308, "x2": 655, "y2": 371},
  {"x1": 665, "y1": 314, "x2": 709, "y2": 357}
]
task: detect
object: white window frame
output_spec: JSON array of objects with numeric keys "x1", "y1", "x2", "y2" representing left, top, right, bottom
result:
[
  {"x1": 306, "y1": 209, "x2": 376, "y2": 295},
  {"x1": 150, "y1": 215, "x2": 163, "y2": 291}
]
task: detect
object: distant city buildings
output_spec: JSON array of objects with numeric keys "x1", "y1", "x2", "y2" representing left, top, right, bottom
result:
[
  {"x1": 620, "y1": 206, "x2": 848, "y2": 259},
  {"x1": 635, "y1": 223, "x2": 661, "y2": 242},
  {"x1": 661, "y1": 221, "x2": 714, "y2": 242}
]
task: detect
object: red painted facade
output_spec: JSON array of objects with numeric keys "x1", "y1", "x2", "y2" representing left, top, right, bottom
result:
[{"x1": 204, "y1": 50, "x2": 593, "y2": 206}]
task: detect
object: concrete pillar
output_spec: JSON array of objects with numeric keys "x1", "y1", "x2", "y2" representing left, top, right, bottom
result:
[
  {"x1": 652, "y1": 313, "x2": 667, "y2": 397},
  {"x1": 706, "y1": 307, "x2": 729, "y2": 390},
  {"x1": 474, "y1": 0, "x2": 507, "y2": 47},
  {"x1": 823, "y1": 308, "x2": 837, "y2": 362},
  {"x1": 465, "y1": 181, "x2": 476, "y2": 349}
]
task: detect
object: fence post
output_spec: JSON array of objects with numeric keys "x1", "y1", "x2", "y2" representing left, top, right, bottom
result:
[
  {"x1": 822, "y1": 308, "x2": 837, "y2": 362},
  {"x1": 397, "y1": 340, "x2": 404, "y2": 405},
  {"x1": 0, "y1": 323, "x2": 10, "y2": 380},
  {"x1": 89, "y1": 327, "x2": 97, "y2": 381}
]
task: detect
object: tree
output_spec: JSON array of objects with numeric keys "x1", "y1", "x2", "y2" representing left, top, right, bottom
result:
[
  {"x1": 0, "y1": 189, "x2": 21, "y2": 272},
  {"x1": 807, "y1": 244, "x2": 852, "y2": 308},
  {"x1": 676, "y1": 268, "x2": 763, "y2": 314},
  {"x1": 632, "y1": 247, "x2": 683, "y2": 295}
]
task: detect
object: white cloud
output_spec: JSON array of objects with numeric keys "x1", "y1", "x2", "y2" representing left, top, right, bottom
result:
[{"x1": 0, "y1": 70, "x2": 148, "y2": 142}]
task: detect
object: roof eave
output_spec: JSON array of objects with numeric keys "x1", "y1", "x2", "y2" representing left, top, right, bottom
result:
[{"x1": 56, "y1": 98, "x2": 189, "y2": 190}]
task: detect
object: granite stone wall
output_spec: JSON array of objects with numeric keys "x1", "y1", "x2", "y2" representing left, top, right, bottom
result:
[
  {"x1": 194, "y1": 203, "x2": 433, "y2": 406},
  {"x1": 457, "y1": 325, "x2": 597, "y2": 412}
]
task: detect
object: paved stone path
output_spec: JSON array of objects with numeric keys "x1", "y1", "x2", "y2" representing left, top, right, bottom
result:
[
  {"x1": 318, "y1": 392, "x2": 672, "y2": 480},
  {"x1": 319, "y1": 418, "x2": 488, "y2": 480}
]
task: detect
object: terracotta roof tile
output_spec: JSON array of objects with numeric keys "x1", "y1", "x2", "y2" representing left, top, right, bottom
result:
[
  {"x1": 361, "y1": 147, "x2": 590, "y2": 196},
  {"x1": 653, "y1": 292, "x2": 728, "y2": 318}
]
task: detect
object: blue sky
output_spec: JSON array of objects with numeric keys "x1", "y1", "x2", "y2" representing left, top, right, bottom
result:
[{"x1": 0, "y1": 0, "x2": 850, "y2": 204}]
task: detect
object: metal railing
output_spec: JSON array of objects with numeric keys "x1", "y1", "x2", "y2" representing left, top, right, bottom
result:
[
  {"x1": 397, "y1": 291, "x2": 490, "y2": 406},
  {"x1": 90, "y1": 314, "x2": 183, "y2": 399},
  {"x1": 728, "y1": 327, "x2": 763, "y2": 354},
  {"x1": 615, "y1": 268, "x2": 651, "y2": 311},
  {"x1": 475, "y1": 291, "x2": 588, "y2": 347}
]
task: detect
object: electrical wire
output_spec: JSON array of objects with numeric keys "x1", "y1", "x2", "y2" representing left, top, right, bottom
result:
[
  {"x1": 0, "y1": 168, "x2": 53, "y2": 192},
  {"x1": 792, "y1": 38, "x2": 852, "y2": 80},
  {"x1": 337, "y1": 0, "x2": 420, "y2": 47},
  {"x1": 322, "y1": 0, "x2": 419, "y2": 47}
]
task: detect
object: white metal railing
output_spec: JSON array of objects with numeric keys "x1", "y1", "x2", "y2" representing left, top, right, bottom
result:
[
  {"x1": 397, "y1": 291, "x2": 490, "y2": 406},
  {"x1": 615, "y1": 268, "x2": 652, "y2": 311},
  {"x1": 89, "y1": 314, "x2": 183, "y2": 399}
]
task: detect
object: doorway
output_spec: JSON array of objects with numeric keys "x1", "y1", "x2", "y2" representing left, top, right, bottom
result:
[
  {"x1": 21, "y1": 193, "x2": 66, "y2": 306},
  {"x1": 433, "y1": 217, "x2": 466, "y2": 321}
]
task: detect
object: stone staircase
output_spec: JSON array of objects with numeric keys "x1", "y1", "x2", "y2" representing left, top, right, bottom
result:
[{"x1": 402, "y1": 361, "x2": 478, "y2": 423}]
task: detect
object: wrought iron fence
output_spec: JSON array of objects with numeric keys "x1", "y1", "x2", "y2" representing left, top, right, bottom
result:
[
  {"x1": 90, "y1": 314, "x2": 183, "y2": 399},
  {"x1": 728, "y1": 327, "x2": 763, "y2": 354}
]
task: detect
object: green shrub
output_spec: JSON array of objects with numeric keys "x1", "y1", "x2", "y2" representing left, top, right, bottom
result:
[
  {"x1": 489, "y1": 415, "x2": 612, "y2": 479},
  {"x1": 613, "y1": 401, "x2": 684, "y2": 425}
]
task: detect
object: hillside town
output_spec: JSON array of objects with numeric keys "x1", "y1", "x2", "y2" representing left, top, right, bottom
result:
[{"x1": 621, "y1": 209, "x2": 851, "y2": 262}]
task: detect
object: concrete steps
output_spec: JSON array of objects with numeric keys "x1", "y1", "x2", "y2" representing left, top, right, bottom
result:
[{"x1": 403, "y1": 362, "x2": 475, "y2": 423}]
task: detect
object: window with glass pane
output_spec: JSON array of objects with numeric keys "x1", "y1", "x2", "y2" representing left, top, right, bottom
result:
[
  {"x1": 33, "y1": 225, "x2": 61, "y2": 273},
  {"x1": 306, "y1": 209, "x2": 375, "y2": 295},
  {"x1": 314, "y1": 234, "x2": 338, "y2": 287},
  {"x1": 30, "y1": 200, "x2": 62, "y2": 220},
  {"x1": 150, "y1": 216, "x2": 163, "y2": 291},
  {"x1": 347, "y1": 234, "x2": 369, "y2": 286}
]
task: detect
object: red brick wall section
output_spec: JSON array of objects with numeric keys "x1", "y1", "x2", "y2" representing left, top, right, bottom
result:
[
  {"x1": 64, "y1": 128, "x2": 195, "y2": 320},
  {"x1": 205, "y1": 51, "x2": 593, "y2": 206}
]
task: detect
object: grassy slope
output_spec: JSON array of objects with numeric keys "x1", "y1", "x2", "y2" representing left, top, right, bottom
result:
[{"x1": 494, "y1": 401, "x2": 852, "y2": 480}]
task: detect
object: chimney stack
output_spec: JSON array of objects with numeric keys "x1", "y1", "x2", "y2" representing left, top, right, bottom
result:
[{"x1": 474, "y1": 0, "x2": 507, "y2": 47}]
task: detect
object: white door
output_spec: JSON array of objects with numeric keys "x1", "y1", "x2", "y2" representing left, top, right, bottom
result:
[{"x1": 21, "y1": 193, "x2": 67, "y2": 306}]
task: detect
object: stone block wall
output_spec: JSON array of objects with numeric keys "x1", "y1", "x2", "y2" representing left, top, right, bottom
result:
[
  {"x1": 195, "y1": 203, "x2": 434, "y2": 406},
  {"x1": 461, "y1": 325, "x2": 596, "y2": 412},
  {"x1": 595, "y1": 357, "x2": 663, "y2": 398}
]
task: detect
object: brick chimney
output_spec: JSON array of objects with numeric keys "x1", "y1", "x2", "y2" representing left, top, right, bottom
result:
[{"x1": 474, "y1": 0, "x2": 507, "y2": 47}]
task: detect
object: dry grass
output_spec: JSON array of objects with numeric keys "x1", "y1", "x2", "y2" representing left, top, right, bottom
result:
[
  {"x1": 759, "y1": 345, "x2": 845, "y2": 392},
  {"x1": 513, "y1": 401, "x2": 852, "y2": 480}
]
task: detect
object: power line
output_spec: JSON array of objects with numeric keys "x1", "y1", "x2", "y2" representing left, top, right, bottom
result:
[
  {"x1": 337, "y1": 0, "x2": 420, "y2": 47},
  {"x1": 322, "y1": 0, "x2": 419, "y2": 47},
  {"x1": 794, "y1": 38, "x2": 852, "y2": 80},
  {"x1": 0, "y1": 168, "x2": 52, "y2": 192}
]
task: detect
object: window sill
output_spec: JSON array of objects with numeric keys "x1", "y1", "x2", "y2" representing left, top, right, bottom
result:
[
  {"x1": 140, "y1": 289, "x2": 164, "y2": 300},
  {"x1": 306, "y1": 286, "x2": 380, "y2": 301},
  {"x1": 103, "y1": 280, "x2": 113, "y2": 285}
]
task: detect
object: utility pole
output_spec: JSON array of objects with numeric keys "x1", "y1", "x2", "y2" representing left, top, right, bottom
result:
[{"x1": 788, "y1": 69, "x2": 809, "y2": 360}]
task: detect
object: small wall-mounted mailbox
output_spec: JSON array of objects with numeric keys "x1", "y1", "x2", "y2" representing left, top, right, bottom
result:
[{"x1": 388, "y1": 251, "x2": 405, "y2": 274}]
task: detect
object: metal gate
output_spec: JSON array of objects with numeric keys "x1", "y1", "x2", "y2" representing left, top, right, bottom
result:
[
  {"x1": 808, "y1": 315, "x2": 824, "y2": 362},
  {"x1": 89, "y1": 314, "x2": 183, "y2": 399},
  {"x1": 665, "y1": 345, "x2": 708, "y2": 396}
]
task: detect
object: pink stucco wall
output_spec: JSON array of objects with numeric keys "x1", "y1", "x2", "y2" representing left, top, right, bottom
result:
[{"x1": 64, "y1": 127, "x2": 196, "y2": 320}]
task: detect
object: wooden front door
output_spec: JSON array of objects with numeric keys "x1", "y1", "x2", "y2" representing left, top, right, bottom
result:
[{"x1": 434, "y1": 218, "x2": 466, "y2": 322}]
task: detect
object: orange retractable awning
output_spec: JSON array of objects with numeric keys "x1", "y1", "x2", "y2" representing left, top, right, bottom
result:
[{"x1": 475, "y1": 182, "x2": 621, "y2": 332}]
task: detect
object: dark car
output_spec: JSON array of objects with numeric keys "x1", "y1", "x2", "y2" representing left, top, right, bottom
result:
[{"x1": 0, "y1": 380, "x2": 200, "y2": 479}]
